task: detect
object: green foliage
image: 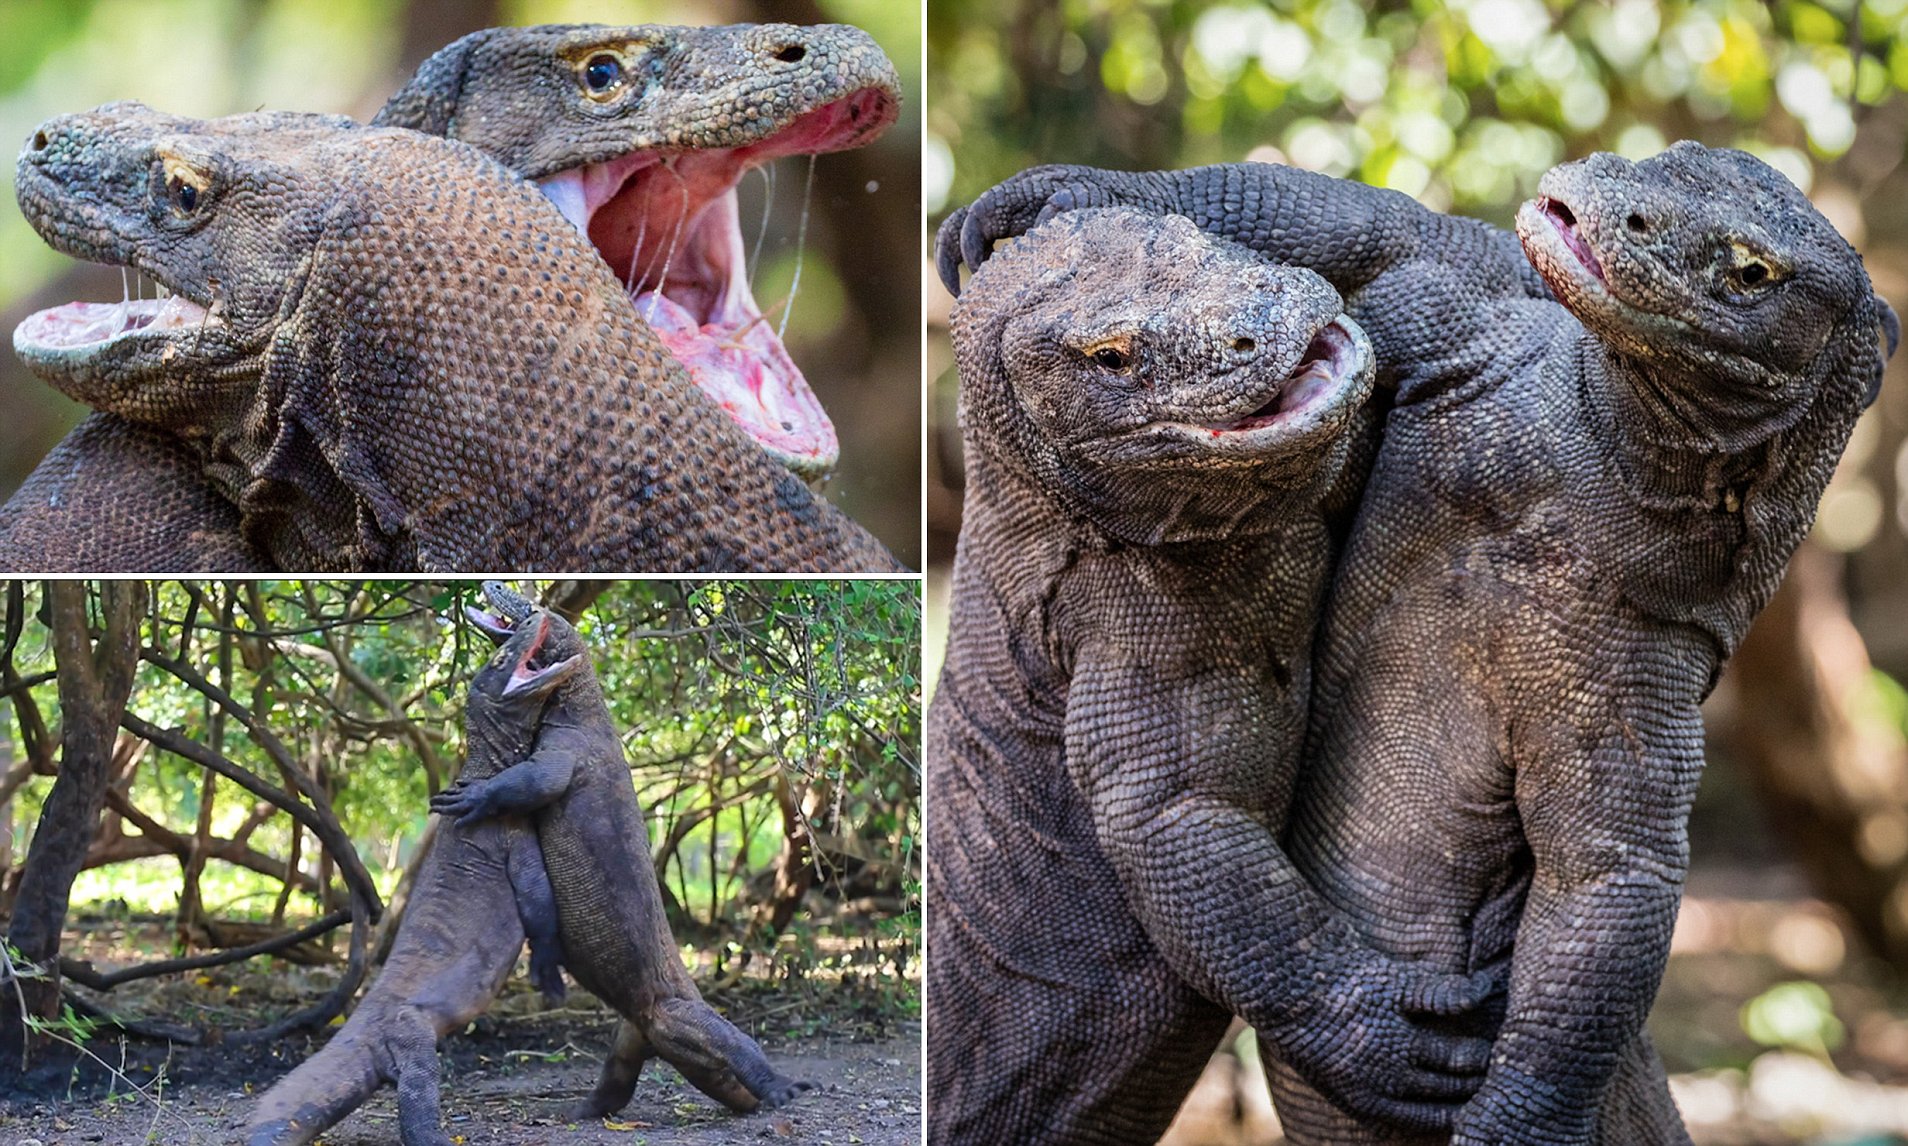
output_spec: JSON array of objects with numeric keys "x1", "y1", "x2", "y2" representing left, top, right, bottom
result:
[
  {"x1": 928, "y1": 0, "x2": 1906, "y2": 223},
  {"x1": 0, "y1": 581, "x2": 920, "y2": 979},
  {"x1": 1741, "y1": 980, "x2": 1847, "y2": 1055}
]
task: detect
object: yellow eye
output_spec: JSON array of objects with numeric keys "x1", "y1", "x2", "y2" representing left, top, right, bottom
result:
[
  {"x1": 1085, "y1": 339, "x2": 1134, "y2": 370},
  {"x1": 159, "y1": 154, "x2": 211, "y2": 217}
]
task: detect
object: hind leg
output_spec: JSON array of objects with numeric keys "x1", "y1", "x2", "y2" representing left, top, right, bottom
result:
[
  {"x1": 505, "y1": 827, "x2": 566, "y2": 1001},
  {"x1": 390, "y1": 1004, "x2": 455, "y2": 1146},
  {"x1": 569, "y1": 1019, "x2": 653, "y2": 1119},
  {"x1": 647, "y1": 995, "x2": 810, "y2": 1111},
  {"x1": 1595, "y1": 1033, "x2": 1691, "y2": 1146}
]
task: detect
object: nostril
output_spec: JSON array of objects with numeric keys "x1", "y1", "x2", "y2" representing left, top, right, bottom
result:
[
  {"x1": 1232, "y1": 337, "x2": 1255, "y2": 353},
  {"x1": 29, "y1": 130, "x2": 47, "y2": 152},
  {"x1": 1626, "y1": 213, "x2": 1648, "y2": 234},
  {"x1": 773, "y1": 44, "x2": 806, "y2": 63}
]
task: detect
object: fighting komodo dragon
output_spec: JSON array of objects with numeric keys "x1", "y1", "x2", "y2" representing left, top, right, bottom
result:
[
  {"x1": 926, "y1": 207, "x2": 1498, "y2": 1146},
  {"x1": 2, "y1": 21, "x2": 900, "y2": 572},
  {"x1": 944, "y1": 146, "x2": 1897, "y2": 1142},
  {"x1": 244, "y1": 605, "x2": 577, "y2": 1146},
  {"x1": 11, "y1": 102, "x2": 902, "y2": 572},
  {"x1": 434, "y1": 581, "x2": 810, "y2": 1116}
]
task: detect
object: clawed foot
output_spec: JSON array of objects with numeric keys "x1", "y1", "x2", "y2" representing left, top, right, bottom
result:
[
  {"x1": 934, "y1": 165, "x2": 1130, "y2": 295},
  {"x1": 759, "y1": 1075, "x2": 816, "y2": 1109},
  {"x1": 1273, "y1": 960, "x2": 1501, "y2": 1131}
]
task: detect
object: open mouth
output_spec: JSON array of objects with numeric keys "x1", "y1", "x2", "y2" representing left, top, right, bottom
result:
[
  {"x1": 1203, "y1": 319, "x2": 1361, "y2": 436},
  {"x1": 535, "y1": 89, "x2": 892, "y2": 477},
  {"x1": 466, "y1": 580, "x2": 536, "y2": 642},
  {"x1": 468, "y1": 606, "x2": 579, "y2": 696},
  {"x1": 1535, "y1": 197, "x2": 1607, "y2": 284},
  {"x1": 14, "y1": 280, "x2": 216, "y2": 360}
]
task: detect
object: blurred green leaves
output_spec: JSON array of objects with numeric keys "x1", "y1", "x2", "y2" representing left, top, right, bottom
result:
[
  {"x1": 927, "y1": 0, "x2": 1906, "y2": 223},
  {"x1": 1742, "y1": 980, "x2": 1847, "y2": 1056}
]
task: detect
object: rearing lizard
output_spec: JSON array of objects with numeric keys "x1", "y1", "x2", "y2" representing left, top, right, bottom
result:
[
  {"x1": 944, "y1": 144, "x2": 1896, "y2": 1144},
  {"x1": 928, "y1": 207, "x2": 1496, "y2": 1145}
]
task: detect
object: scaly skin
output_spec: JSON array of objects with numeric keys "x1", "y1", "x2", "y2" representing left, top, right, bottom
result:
[
  {"x1": 946, "y1": 147, "x2": 1897, "y2": 1143},
  {"x1": 0, "y1": 411, "x2": 269, "y2": 571},
  {"x1": 926, "y1": 209, "x2": 1498, "y2": 1146},
  {"x1": 433, "y1": 582, "x2": 809, "y2": 1117},
  {"x1": 244, "y1": 611, "x2": 575, "y2": 1146},
  {"x1": 2, "y1": 22, "x2": 901, "y2": 572},
  {"x1": 11, "y1": 104, "x2": 902, "y2": 572}
]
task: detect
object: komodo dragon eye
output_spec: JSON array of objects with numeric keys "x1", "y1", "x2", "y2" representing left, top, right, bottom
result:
[
  {"x1": 582, "y1": 54, "x2": 624, "y2": 95},
  {"x1": 157, "y1": 155, "x2": 211, "y2": 220},
  {"x1": 1088, "y1": 343, "x2": 1133, "y2": 371},
  {"x1": 1722, "y1": 243, "x2": 1785, "y2": 301}
]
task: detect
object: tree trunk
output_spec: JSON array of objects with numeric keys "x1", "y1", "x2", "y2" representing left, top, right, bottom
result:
[
  {"x1": 1, "y1": 581, "x2": 142, "y2": 1062},
  {"x1": 1715, "y1": 542, "x2": 1908, "y2": 963}
]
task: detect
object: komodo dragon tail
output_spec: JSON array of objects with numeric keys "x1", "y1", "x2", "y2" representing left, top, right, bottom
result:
[{"x1": 242, "y1": 1018, "x2": 385, "y2": 1145}]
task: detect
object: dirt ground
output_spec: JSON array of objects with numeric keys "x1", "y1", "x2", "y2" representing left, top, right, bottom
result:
[
  {"x1": 0, "y1": 920, "x2": 920, "y2": 1145},
  {"x1": 0, "y1": 1029, "x2": 919, "y2": 1145}
]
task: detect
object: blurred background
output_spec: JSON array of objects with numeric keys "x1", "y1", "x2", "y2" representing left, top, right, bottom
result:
[
  {"x1": 927, "y1": 1, "x2": 1908, "y2": 1142},
  {"x1": 0, "y1": 0, "x2": 921, "y2": 567}
]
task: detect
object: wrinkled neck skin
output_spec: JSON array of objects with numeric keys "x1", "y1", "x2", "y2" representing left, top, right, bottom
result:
[
  {"x1": 540, "y1": 666, "x2": 615, "y2": 741},
  {"x1": 464, "y1": 693, "x2": 543, "y2": 783},
  {"x1": 954, "y1": 439, "x2": 1334, "y2": 666},
  {"x1": 1571, "y1": 323, "x2": 1862, "y2": 655}
]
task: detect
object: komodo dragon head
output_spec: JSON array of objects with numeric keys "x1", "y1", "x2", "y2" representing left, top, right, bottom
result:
[
  {"x1": 1517, "y1": 140, "x2": 1897, "y2": 449},
  {"x1": 13, "y1": 102, "x2": 890, "y2": 569},
  {"x1": 13, "y1": 106, "x2": 370, "y2": 429},
  {"x1": 468, "y1": 581, "x2": 599, "y2": 708},
  {"x1": 952, "y1": 208, "x2": 1374, "y2": 545},
  {"x1": 466, "y1": 587, "x2": 587, "y2": 715},
  {"x1": 374, "y1": 23, "x2": 901, "y2": 477}
]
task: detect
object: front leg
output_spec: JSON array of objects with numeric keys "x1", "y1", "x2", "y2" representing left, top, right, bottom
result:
[
  {"x1": 1452, "y1": 696, "x2": 1704, "y2": 1145},
  {"x1": 428, "y1": 748, "x2": 578, "y2": 826},
  {"x1": 1065, "y1": 647, "x2": 1495, "y2": 1131},
  {"x1": 938, "y1": 162, "x2": 1547, "y2": 305}
]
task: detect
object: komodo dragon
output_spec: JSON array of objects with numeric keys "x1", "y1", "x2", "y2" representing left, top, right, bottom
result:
[
  {"x1": 925, "y1": 208, "x2": 1498, "y2": 1146},
  {"x1": 943, "y1": 146, "x2": 1897, "y2": 1142},
  {"x1": 11, "y1": 102, "x2": 903, "y2": 572},
  {"x1": 1, "y1": 21, "x2": 900, "y2": 572},
  {"x1": 244, "y1": 606, "x2": 579, "y2": 1146},
  {"x1": 433, "y1": 580, "x2": 810, "y2": 1116}
]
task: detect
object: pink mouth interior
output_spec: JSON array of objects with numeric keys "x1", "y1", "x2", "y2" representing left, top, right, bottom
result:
[
  {"x1": 1211, "y1": 321, "x2": 1354, "y2": 434},
  {"x1": 535, "y1": 89, "x2": 893, "y2": 476},
  {"x1": 16, "y1": 294, "x2": 208, "y2": 351},
  {"x1": 1538, "y1": 197, "x2": 1607, "y2": 283}
]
